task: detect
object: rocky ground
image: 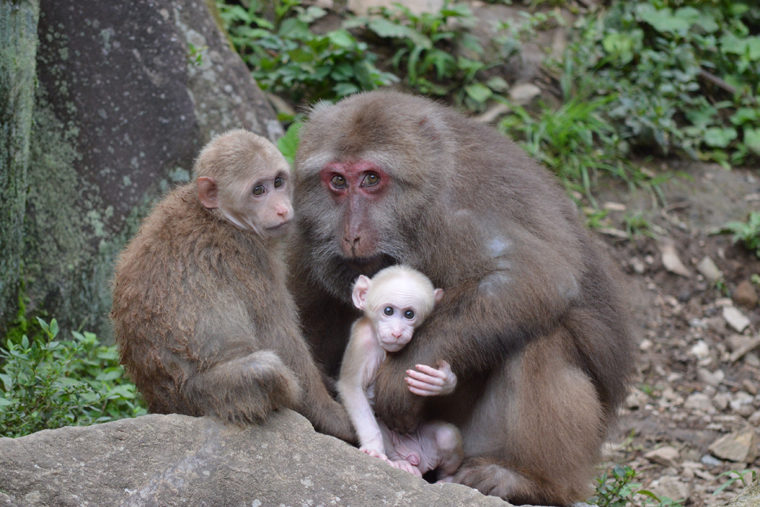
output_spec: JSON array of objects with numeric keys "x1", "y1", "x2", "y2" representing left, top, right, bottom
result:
[{"x1": 594, "y1": 162, "x2": 760, "y2": 505}]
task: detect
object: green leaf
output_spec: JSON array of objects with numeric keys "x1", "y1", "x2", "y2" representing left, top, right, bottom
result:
[
  {"x1": 744, "y1": 128, "x2": 760, "y2": 156},
  {"x1": 367, "y1": 18, "x2": 430, "y2": 48},
  {"x1": 636, "y1": 5, "x2": 690, "y2": 35},
  {"x1": 486, "y1": 76, "x2": 509, "y2": 92},
  {"x1": 333, "y1": 82, "x2": 360, "y2": 97},
  {"x1": 465, "y1": 83, "x2": 492, "y2": 103},
  {"x1": 327, "y1": 29, "x2": 355, "y2": 49},
  {"x1": 277, "y1": 122, "x2": 302, "y2": 166},
  {"x1": 704, "y1": 127, "x2": 737, "y2": 148}
]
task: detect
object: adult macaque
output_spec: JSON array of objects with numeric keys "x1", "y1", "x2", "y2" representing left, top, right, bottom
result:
[
  {"x1": 337, "y1": 265, "x2": 463, "y2": 479},
  {"x1": 289, "y1": 91, "x2": 634, "y2": 504},
  {"x1": 111, "y1": 129, "x2": 354, "y2": 441}
]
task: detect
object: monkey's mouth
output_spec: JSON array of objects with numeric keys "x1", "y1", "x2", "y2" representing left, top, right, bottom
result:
[
  {"x1": 344, "y1": 254, "x2": 396, "y2": 276},
  {"x1": 266, "y1": 220, "x2": 292, "y2": 235}
]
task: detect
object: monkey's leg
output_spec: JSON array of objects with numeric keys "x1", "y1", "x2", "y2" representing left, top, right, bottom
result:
[
  {"x1": 183, "y1": 349, "x2": 301, "y2": 424},
  {"x1": 455, "y1": 327, "x2": 604, "y2": 505}
]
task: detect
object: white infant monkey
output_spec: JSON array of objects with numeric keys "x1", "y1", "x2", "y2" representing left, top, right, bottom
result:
[{"x1": 337, "y1": 265, "x2": 463, "y2": 479}]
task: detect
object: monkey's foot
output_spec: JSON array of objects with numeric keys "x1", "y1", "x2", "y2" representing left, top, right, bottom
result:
[
  {"x1": 389, "y1": 459, "x2": 422, "y2": 477},
  {"x1": 453, "y1": 457, "x2": 536, "y2": 502}
]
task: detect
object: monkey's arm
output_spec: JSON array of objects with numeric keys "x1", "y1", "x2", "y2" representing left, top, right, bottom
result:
[
  {"x1": 376, "y1": 231, "x2": 582, "y2": 430},
  {"x1": 337, "y1": 320, "x2": 386, "y2": 454}
]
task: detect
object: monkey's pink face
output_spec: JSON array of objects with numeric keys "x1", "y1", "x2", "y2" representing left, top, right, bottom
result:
[
  {"x1": 221, "y1": 169, "x2": 294, "y2": 237},
  {"x1": 372, "y1": 304, "x2": 418, "y2": 353},
  {"x1": 319, "y1": 161, "x2": 390, "y2": 259}
]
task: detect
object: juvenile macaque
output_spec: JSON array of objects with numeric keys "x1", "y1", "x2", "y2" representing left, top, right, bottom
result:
[
  {"x1": 111, "y1": 129, "x2": 354, "y2": 441},
  {"x1": 337, "y1": 265, "x2": 463, "y2": 478},
  {"x1": 289, "y1": 91, "x2": 634, "y2": 504}
]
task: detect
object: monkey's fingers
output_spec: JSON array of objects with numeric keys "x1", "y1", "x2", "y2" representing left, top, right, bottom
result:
[
  {"x1": 410, "y1": 364, "x2": 447, "y2": 381},
  {"x1": 405, "y1": 375, "x2": 445, "y2": 396}
]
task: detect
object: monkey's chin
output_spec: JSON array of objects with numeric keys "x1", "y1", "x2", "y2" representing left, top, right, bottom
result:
[
  {"x1": 264, "y1": 220, "x2": 292, "y2": 237},
  {"x1": 344, "y1": 254, "x2": 396, "y2": 277}
]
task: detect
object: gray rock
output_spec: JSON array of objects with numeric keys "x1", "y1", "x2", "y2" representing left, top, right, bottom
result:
[
  {"x1": 697, "y1": 256, "x2": 723, "y2": 282},
  {"x1": 0, "y1": 411, "x2": 509, "y2": 506},
  {"x1": 728, "y1": 478, "x2": 760, "y2": 507},
  {"x1": 733, "y1": 280, "x2": 758, "y2": 309},
  {"x1": 13, "y1": 0, "x2": 280, "y2": 337},
  {"x1": 723, "y1": 306, "x2": 751, "y2": 333},
  {"x1": 709, "y1": 427, "x2": 758, "y2": 463}
]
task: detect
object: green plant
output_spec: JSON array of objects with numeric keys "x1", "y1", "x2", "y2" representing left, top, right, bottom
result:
[
  {"x1": 277, "y1": 120, "x2": 302, "y2": 166},
  {"x1": 589, "y1": 464, "x2": 678, "y2": 506},
  {"x1": 623, "y1": 211, "x2": 655, "y2": 238},
  {"x1": 714, "y1": 469, "x2": 757, "y2": 495},
  {"x1": 556, "y1": 1, "x2": 760, "y2": 167},
  {"x1": 0, "y1": 318, "x2": 146, "y2": 438},
  {"x1": 217, "y1": 0, "x2": 397, "y2": 104},
  {"x1": 719, "y1": 211, "x2": 760, "y2": 258},
  {"x1": 499, "y1": 95, "x2": 641, "y2": 202},
  {"x1": 348, "y1": 1, "x2": 507, "y2": 111}
]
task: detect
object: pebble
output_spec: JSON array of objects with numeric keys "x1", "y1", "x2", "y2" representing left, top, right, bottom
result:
[
  {"x1": 697, "y1": 368, "x2": 724, "y2": 387},
  {"x1": 650, "y1": 476, "x2": 691, "y2": 503},
  {"x1": 733, "y1": 280, "x2": 758, "y2": 308},
  {"x1": 723, "y1": 306, "x2": 751, "y2": 333},
  {"x1": 697, "y1": 256, "x2": 723, "y2": 282},
  {"x1": 684, "y1": 392, "x2": 715, "y2": 414},
  {"x1": 689, "y1": 341, "x2": 710, "y2": 360},
  {"x1": 660, "y1": 240, "x2": 691, "y2": 277},
  {"x1": 645, "y1": 446, "x2": 680, "y2": 468}
]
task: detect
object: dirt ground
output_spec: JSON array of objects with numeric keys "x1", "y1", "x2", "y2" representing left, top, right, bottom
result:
[{"x1": 594, "y1": 161, "x2": 760, "y2": 505}]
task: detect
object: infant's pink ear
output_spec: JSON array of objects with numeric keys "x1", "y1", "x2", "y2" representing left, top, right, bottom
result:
[
  {"x1": 433, "y1": 288, "x2": 444, "y2": 304},
  {"x1": 197, "y1": 177, "x2": 219, "y2": 209},
  {"x1": 352, "y1": 275, "x2": 372, "y2": 310}
]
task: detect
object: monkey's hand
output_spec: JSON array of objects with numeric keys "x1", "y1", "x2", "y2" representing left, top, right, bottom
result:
[
  {"x1": 373, "y1": 358, "x2": 423, "y2": 433},
  {"x1": 405, "y1": 360, "x2": 456, "y2": 397}
]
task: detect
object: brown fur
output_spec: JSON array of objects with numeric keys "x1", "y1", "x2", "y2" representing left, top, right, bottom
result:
[
  {"x1": 289, "y1": 91, "x2": 634, "y2": 504},
  {"x1": 111, "y1": 130, "x2": 354, "y2": 441}
]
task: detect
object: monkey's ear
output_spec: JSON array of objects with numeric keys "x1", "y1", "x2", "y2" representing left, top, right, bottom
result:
[
  {"x1": 434, "y1": 288, "x2": 444, "y2": 303},
  {"x1": 197, "y1": 177, "x2": 219, "y2": 209},
  {"x1": 352, "y1": 275, "x2": 371, "y2": 311}
]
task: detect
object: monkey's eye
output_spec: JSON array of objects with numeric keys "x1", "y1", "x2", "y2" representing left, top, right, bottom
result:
[
  {"x1": 274, "y1": 176, "x2": 284, "y2": 188},
  {"x1": 330, "y1": 174, "x2": 347, "y2": 189},
  {"x1": 252, "y1": 185, "x2": 265, "y2": 196},
  {"x1": 404, "y1": 309, "x2": 415, "y2": 320},
  {"x1": 362, "y1": 172, "x2": 380, "y2": 187},
  {"x1": 384, "y1": 306, "x2": 394, "y2": 316}
]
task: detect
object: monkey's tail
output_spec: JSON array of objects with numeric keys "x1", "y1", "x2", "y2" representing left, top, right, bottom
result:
[{"x1": 183, "y1": 349, "x2": 302, "y2": 425}]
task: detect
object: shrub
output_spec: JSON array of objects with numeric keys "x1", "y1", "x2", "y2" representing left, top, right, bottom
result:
[{"x1": 0, "y1": 318, "x2": 146, "y2": 438}]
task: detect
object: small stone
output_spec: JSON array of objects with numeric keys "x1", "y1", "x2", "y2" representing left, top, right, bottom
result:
[
  {"x1": 625, "y1": 389, "x2": 649, "y2": 410},
  {"x1": 709, "y1": 427, "x2": 758, "y2": 462},
  {"x1": 713, "y1": 392, "x2": 731, "y2": 411},
  {"x1": 639, "y1": 338, "x2": 653, "y2": 352},
  {"x1": 630, "y1": 257, "x2": 646, "y2": 275},
  {"x1": 748, "y1": 410, "x2": 760, "y2": 426},
  {"x1": 649, "y1": 476, "x2": 691, "y2": 503},
  {"x1": 730, "y1": 391, "x2": 755, "y2": 416},
  {"x1": 508, "y1": 83, "x2": 541, "y2": 105},
  {"x1": 742, "y1": 379, "x2": 758, "y2": 395},
  {"x1": 734, "y1": 280, "x2": 758, "y2": 308},
  {"x1": 690, "y1": 341, "x2": 710, "y2": 360},
  {"x1": 697, "y1": 256, "x2": 723, "y2": 282},
  {"x1": 723, "y1": 306, "x2": 751, "y2": 333},
  {"x1": 684, "y1": 392, "x2": 715, "y2": 414},
  {"x1": 660, "y1": 241, "x2": 691, "y2": 277},
  {"x1": 645, "y1": 446, "x2": 680, "y2": 468},
  {"x1": 701, "y1": 454, "x2": 723, "y2": 467},
  {"x1": 697, "y1": 368, "x2": 724, "y2": 387}
]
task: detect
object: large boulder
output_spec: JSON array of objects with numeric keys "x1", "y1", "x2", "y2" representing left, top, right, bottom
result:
[
  {"x1": 0, "y1": 410, "x2": 508, "y2": 506},
  {"x1": 3, "y1": 0, "x2": 280, "y2": 336}
]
